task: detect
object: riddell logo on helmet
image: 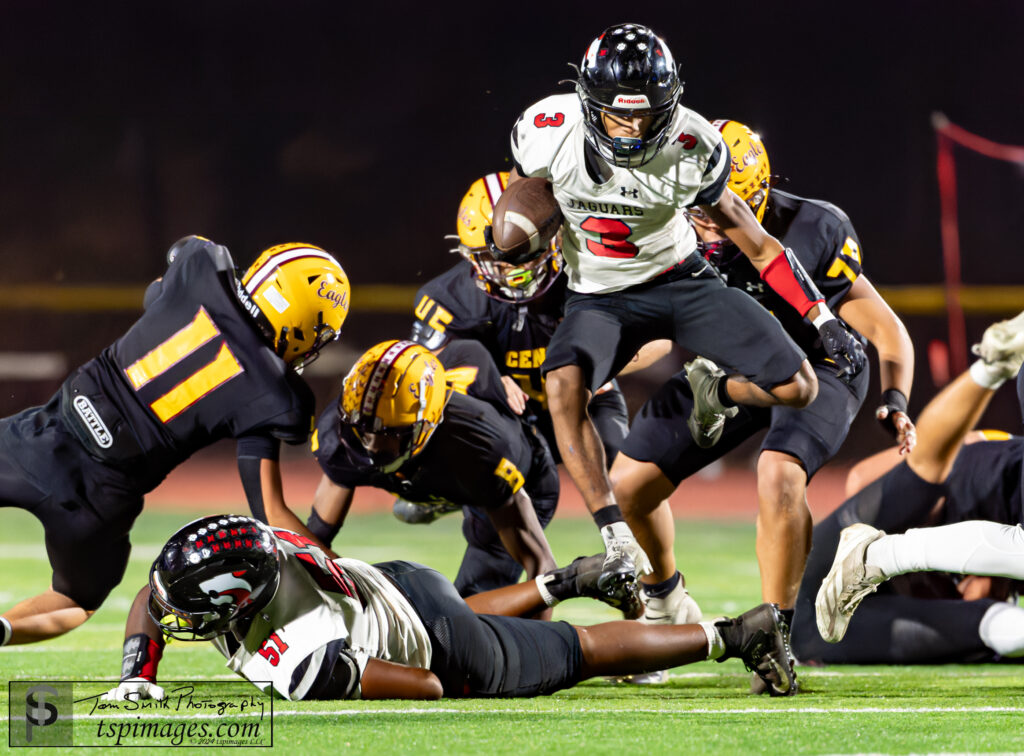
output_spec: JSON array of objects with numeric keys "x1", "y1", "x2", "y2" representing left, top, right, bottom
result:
[
  {"x1": 317, "y1": 280, "x2": 349, "y2": 311},
  {"x1": 613, "y1": 95, "x2": 650, "y2": 107}
]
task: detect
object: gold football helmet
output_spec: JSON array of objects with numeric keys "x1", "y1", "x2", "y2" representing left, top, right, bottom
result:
[
  {"x1": 712, "y1": 120, "x2": 772, "y2": 222},
  {"x1": 240, "y1": 243, "x2": 350, "y2": 367},
  {"x1": 451, "y1": 172, "x2": 562, "y2": 303},
  {"x1": 339, "y1": 340, "x2": 448, "y2": 472}
]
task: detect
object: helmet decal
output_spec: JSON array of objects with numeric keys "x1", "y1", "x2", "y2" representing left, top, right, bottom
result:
[
  {"x1": 243, "y1": 246, "x2": 341, "y2": 295},
  {"x1": 198, "y1": 572, "x2": 254, "y2": 607}
]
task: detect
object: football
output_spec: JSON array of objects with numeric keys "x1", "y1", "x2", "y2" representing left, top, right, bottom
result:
[{"x1": 489, "y1": 177, "x2": 562, "y2": 264}]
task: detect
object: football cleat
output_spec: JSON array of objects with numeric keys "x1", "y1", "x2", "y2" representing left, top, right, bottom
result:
[
  {"x1": 685, "y1": 357, "x2": 738, "y2": 448},
  {"x1": 749, "y1": 613, "x2": 796, "y2": 695},
  {"x1": 971, "y1": 311, "x2": 1024, "y2": 378},
  {"x1": 816, "y1": 523, "x2": 887, "y2": 643},
  {"x1": 643, "y1": 579, "x2": 702, "y2": 624},
  {"x1": 392, "y1": 497, "x2": 461, "y2": 525},
  {"x1": 568, "y1": 554, "x2": 644, "y2": 618},
  {"x1": 716, "y1": 603, "x2": 797, "y2": 697}
]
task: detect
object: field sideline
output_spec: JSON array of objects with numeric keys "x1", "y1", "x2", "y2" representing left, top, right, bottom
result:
[{"x1": 2, "y1": 470, "x2": 1023, "y2": 754}]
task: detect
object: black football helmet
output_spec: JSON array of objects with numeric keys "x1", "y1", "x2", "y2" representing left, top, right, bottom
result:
[
  {"x1": 575, "y1": 23, "x2": 682, "y2": 168},
  {"x1": 148, "y1": 515, "x2": 281, "y2": 641}
]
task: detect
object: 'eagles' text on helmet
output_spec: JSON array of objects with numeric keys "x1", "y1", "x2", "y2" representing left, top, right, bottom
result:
[
  {"x1": 712, "y1": 119, "x2": 772, "y2": 222},
  {"x1": 576, "y1": 23, "x2": 682, "y2": 168},
  {"x1": 148, "y1": 515, "x2": 281, "y2": 641},
  {"x1": 450, "y1": 172, "x2": 562, "y2": 303},
  {"x1": 239, "y1": 243, "x2": 350, "y2": 368},
  {"x1": 338, "y1": 340, "x2": 448, "y2": 472}
]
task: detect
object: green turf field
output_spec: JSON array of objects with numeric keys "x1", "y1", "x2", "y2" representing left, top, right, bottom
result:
[{"x1": 2, "y1": 507, "x2": 1023, "y2": 754}]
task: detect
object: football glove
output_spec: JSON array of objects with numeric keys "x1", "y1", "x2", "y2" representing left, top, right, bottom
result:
[
  {"x1": 102, "y1": 678, "x2": 166, "y2": 702},
  {"x1": 817, "y1": 316, "x2": 867, "y2": 378}
]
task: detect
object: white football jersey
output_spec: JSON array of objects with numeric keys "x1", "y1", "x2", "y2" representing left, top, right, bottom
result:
[
  {"x1": 511, "y1": 93, "x2": 729, "y2": 294},
  {"x1": 212, "y1": 531, "x2": 431, "y2": 700}
]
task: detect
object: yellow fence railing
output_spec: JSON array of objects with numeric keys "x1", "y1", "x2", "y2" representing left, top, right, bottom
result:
[{"x1": 0, "y1": 284, "x2": 1022, "y2": 316}]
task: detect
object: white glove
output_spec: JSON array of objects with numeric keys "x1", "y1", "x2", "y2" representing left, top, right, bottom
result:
[
  {"x1": 600, "y1": 521, "x2": 653, "y2": 576},
  {"x1": 103, "y1": 678, "x2": 166, "y2": 702}
]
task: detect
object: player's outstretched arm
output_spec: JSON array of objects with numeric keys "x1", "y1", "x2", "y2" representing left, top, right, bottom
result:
[
  {"x1": 303, "y1": 474, "x2": 354, "y2": 557},
  {"x1": 489, "y1": 490, "x2": 558, "y2": 582},
  {"x1": 360, "y1": 658, "x2": 443, "y2": 700},
  {"x1": 702, "y1": 191, "x2": 866, "y2": 377},
  {"x1": 836, "y1": 274, "x2": 917, "y2": 453},
  {"x1": 103, "y1": 586, "x2": 166, "y2": 702}
]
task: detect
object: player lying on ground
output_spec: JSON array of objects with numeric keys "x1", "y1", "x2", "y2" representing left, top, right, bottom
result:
[
  {"x1": 505, "y1": 22, "x2": 867, "y2": 603},
  {"x1": 797, "y1": 311, "x2": 1024, "y2": 662},
  {"x1": 611, "y1": 120, "x2": 915, "y2": 686},
  {"x1": 106, "y1": 515, "x2": 796, "y2": 701},
  {"x1": 298, "y1": 339, "x2": 563, "y2": 599},
  {"x1": 0, "y1": 236, "x2": 349, "y2": 646}
]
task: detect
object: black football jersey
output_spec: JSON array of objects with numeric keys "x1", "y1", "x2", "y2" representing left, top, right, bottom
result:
[
  {"x1": 59, "y1": 237, "x2": 314, "y2": 486},
  {"x1": 712, "y1": 189, "x2": 864, "y2": 362},
  {"x1": 410, "y1": 260, "x2": 567, "y2": 413},
  {"x1": 312, "y1": 390, "x2": 538, "y2": 512}
]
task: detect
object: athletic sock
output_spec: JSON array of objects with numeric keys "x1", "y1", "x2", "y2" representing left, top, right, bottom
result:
[
  {"x1": 867, "y1": 521, "x2": 1024, "y2": 578},
  {"x1": 642, "y1": 572, "x2": 681, "y2": 599},
  {"x1": 716, "y1": 378, "x2": 736, "y2": 409},
  {"x1": 593, "y1": 504, "x2": 625, "y2": 530},
  {"x1": 979, "y1": 602, "x2": 1024, "y2": 657}
]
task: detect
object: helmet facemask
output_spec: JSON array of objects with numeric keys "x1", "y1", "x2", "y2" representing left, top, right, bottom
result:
[{"x1": 450, "y1": 234, "x2": 562, "y2": 304}]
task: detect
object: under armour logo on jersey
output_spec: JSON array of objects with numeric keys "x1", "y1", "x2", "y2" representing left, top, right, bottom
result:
[
  {"x1": 746, "y1": 282, "x2": 765, "y2": 295},
  {"x1": 620, "y1": 187, "x2": 639, "y2": 199}
]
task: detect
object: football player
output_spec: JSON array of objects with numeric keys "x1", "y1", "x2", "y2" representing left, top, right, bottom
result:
[
  {"x1": 300, "y1": 339, "x2": 562, "y2": 598},
  {"x1": 104, "y1": 514, "x2": 797, "y2": 702},
  {"x1": 507, "y1": 23, "x2": 866, "y2": 597},
  {"x1": 0, "y1": 236, "x2": 349, "y2": 646},
  {"x1": 802, "y1": 311, "x2": 1024, "y2": 663},
  {"x1": 409, "y1": 171, "x2": 631, "y2": 476},
  {"x1": 610, "y1": 121, "x2": 916, "y2": 685}
]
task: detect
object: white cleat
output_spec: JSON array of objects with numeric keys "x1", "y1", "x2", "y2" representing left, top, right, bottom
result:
[
  {"x1": 972, "y1": 311, "x2": 1024, "y2": 377},
  {"x1": 815, "y1": 523, "x2": 887, "y2": 643},
  {"x1": 685, "y1": 357, "x2": 739, "y2": 449}
]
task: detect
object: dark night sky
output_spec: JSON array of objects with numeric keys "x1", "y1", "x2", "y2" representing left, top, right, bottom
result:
[
  {"x1": 2, "y1": 0, "x2": 1022, "y2": 286},
  {"x1": 1, "y1": 1, "x2": 1023, "y2": 444}
]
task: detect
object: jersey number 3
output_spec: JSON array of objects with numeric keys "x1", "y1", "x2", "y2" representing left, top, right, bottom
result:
[
  {"x1": 580, "y1": 217, "x2": 639, "y2": 259},
  {"x1": 124, "y1": 307, "x2": 244, "y2": 423}
]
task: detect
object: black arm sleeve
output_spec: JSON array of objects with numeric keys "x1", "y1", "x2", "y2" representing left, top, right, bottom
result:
[{"x1": 237, "y1": 434, "x2": 281, "y2": 523}]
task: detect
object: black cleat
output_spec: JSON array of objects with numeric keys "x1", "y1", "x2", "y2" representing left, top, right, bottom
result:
[
  {"x1": 597, "y1": 538, "x2": 640, "y2": 606},
  {"x1": 717, "y1": 603, "x2": 797, "y2": 697},
  {"x1": 571, "y1": 554, "x2": 643, "y2": 619},
  {"x1": 392, "y1": 497, "x2": 460, "y2": 525}
]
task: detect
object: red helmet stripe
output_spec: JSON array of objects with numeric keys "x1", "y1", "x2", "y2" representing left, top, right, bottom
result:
[{"x1": 482, "y1": 172, "x2": 505, "y2": 210}]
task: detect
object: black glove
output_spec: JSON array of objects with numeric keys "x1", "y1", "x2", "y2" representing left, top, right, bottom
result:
[{"x1": 817, "y1": 318, "x2": 867, "y2": 378}]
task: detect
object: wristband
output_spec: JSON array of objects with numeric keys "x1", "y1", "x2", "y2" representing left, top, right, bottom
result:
[
  {"x1": 878, "y1": 388, "x2": 908, "y2": 414},
  {"x1": 0, "y1": 617, "x2": 11, "y2": 646},
  {"x1": 811, "y1": 308, "x2": 836, "y2": 329},
  {"x1": 121, "y1": 634, "x2": 163, "y2": 682}
]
